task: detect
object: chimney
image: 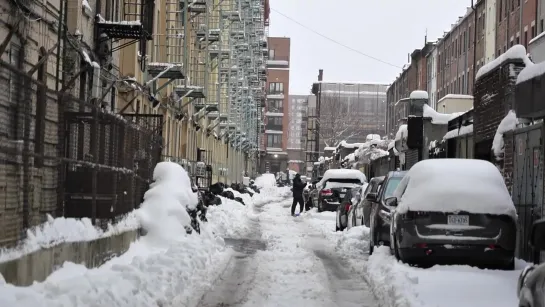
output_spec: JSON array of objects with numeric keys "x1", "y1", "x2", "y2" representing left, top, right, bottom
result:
[{"x1": 318, "y1": 69, "x2": 323, "y2": 81}]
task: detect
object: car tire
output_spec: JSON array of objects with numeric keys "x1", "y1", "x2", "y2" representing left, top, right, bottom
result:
[
  {"x1": 393, "y1": 235, "x2": 400, "y2": 261},
  {"x1": 504, "y1": 258, "x2": 515, "y2": 270},
  {"x1": 369, "y1": 226, "x2": 375, "y2": 255},
  {"x1": 317, "y1": 202, "x2": 323, "y2": 212}
]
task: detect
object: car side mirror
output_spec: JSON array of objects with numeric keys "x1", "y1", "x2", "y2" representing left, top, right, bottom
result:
[
  {"x1": 530, "y1": 218, "x2": 545, "y2": 250},
  {"x1": 384, "y1": 197, "x2": 398, "y2": 207},
  {"x1": 365, "y1": 192, "x2": 377, "y2": 202}
]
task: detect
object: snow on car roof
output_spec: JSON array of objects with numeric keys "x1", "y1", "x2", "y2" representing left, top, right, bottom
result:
[
  {"x1": 318, "y1": 169, "x2": 367, "y2": 187},
  {"x1": 395, "y1": 159, "x2": 516, "y2": 219}
]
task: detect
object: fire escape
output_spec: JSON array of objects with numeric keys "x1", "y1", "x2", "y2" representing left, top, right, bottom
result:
[{"x1": 95, "y1": 0, "x2": 155, "y2": 72}]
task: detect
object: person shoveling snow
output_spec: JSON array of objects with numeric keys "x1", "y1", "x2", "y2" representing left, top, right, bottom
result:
[{"x1": 291, "y1": 173, "x2": 306, "y2": 216}]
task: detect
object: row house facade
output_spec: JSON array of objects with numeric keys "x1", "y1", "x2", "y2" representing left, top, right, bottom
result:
[
  {"x1": 386, "y1": 0, "x2": 542, "y2": 137},
  {"x1": 0, "y1": 0, "x2": 270, "y2": 246}
]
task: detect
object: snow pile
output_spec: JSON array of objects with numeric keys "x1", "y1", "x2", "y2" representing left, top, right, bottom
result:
[
  {"x1": 0, "y1": 212, "x2": 140, "y2": 263},
  {"x1": 409, "y1": 90, "x2": 428, "y2": 100},
  {"x1": 254, "y1": 173, "x2": 276, "y2": 188},
  {"x1": 444, "y1": 124, "x2": 474, "y2": 139},
  {"x1": 423, "y1": 104, "x2": 464, "y2": 124},
  {"x1": 492, "y1": 110, "x2": 518, "y2": 159},
  {"x1": 395, "y1": 159, "x2": 516, "y2": 218},
  {"x1": 517, "y1": 60, "x2": 545, "y2": 84},
  {"x1": 476, "y1": 44, "x2": 532, "y2": 80},
  {"x1": 136, "y1": 162, "x2": 198, "y2": 240},
  {"x1": 367, "y1": 246, "x2": 525, "y2": 307},
  {"x1": 0, "y1": 163, "x2": 290, "y2": 306},
  {"x1": 306, "y1": 210, "x2": 526, "y2": 307}
]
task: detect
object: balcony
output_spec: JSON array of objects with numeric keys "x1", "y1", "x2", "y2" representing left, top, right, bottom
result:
[
  {"x1": 267, "y1": 92, "x2": 284, "y2": 99},
  {"x1": 265, "y1": 107, "x2": 283, "y2": 116},
  {"x1": 265, "y1": 128, "x2": 283, "y2": 134},
  {"x1": 266, "y1": 56, "x2": 289, "y2": 68}
]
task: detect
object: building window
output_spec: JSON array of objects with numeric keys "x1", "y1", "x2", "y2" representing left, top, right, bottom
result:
[
  {"x1": 268, "y1": 99, "x2": 283, "y2": 112},
  {"x1": 531, "y1": 25, "x2": 536, "y2": 38},
  {"x1": 524, "y1": 30, "x2": 528, "y2": 47},
  {"x1": 269, "y1": 49, "x2": 275, "y2": 59},
  {"x1": 268, "y1": 117, "x2": 282, "y2": 126},
  {"x1": 269, "y1": 82, "x2": 283, "y2": 94},
  {"x1": 541, "y1": 19, "x2": 544, "y2": 33},
  {"x1": 267, "y1": 134, "x2": 281, "y2": 148},
  {"x1": 516, "y1": 36, "x2": 520, "y2": 44}
]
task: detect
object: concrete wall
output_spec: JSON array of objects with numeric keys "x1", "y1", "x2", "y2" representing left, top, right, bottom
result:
[
  {"x1": 437, "y1": 96, "x2": 474, "y2": 114},
  {"x1": 0, "y1": 230, "x2": 139, "y2": 286}
]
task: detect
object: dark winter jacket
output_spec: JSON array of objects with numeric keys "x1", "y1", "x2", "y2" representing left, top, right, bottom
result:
[{"x1": 292, "y1": 175, "x2": 306, "y2": 198}]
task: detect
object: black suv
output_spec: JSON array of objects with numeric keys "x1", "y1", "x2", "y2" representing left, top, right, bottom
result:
[{"x1": 368, "y1": 171, "x2": 407, "y2": 254}]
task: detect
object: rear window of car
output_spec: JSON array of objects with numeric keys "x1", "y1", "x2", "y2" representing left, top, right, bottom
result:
[{"x1": 325, "y1": 179, "x2": 362, "y2": 189}]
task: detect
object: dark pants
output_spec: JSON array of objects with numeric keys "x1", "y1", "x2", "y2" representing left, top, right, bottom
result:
[{"x1": 291, "y1": 195, "x2": 304, "y2": 214}]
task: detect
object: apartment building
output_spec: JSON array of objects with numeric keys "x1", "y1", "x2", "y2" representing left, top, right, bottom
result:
[
  {"x1": 287, "y1": 94, "x2": 309, "y2": 172},
  {"x1": 0, "y1": 0, "x2": 270, "y2": 246},
  {"x1": 311, "y1": 76, "x2": 388, "y2": 151},
  {"x1": 261, "y1": 36, "x2": 290, "y2": 174},
  {"x1": 496, "y1": 0, "x2": 538, "y2": 54},
  {"x1": 385, "y1": 43, "x2": 434, "y2": 136}
]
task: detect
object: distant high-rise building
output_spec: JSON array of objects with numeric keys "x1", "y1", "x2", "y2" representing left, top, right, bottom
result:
[{"x1": 311, "y1": 78, "x2": 388, "y2": 152}]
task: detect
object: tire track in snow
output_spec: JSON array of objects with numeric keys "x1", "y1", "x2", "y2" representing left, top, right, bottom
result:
[
  {"x1": 195, "y1": 202, "x2": 266, "y2": 307},
  {"x1": 300, "y1": 221, "x2": 380, "y2": 307}
]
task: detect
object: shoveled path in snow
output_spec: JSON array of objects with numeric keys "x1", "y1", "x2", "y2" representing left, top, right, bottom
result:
[{"x1": 196, "y1": 200, "x2": 378, "y2": 307}]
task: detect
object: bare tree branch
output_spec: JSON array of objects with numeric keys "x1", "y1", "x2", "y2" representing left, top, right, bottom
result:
[{"x1": 317, "y1": 94, "x2": 367, "y2": 148}]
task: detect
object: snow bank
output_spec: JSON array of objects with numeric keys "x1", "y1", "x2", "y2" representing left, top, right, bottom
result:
[
  {"x1": 317, "y1": 169, "x2": 367, "y2": 187},
  {"x1": 0, "y1": 212, "x2": 140, "y2": 263},
  {"x1": 423, "y1": 104, "x2": 464, "y2": 124},
  {"x1": 444, "y1": 124, "x2": 473, "y2": 139},
  {"x1": 254, "y1": 173, "x2": 276, "y2": 188},
  {"x1": 395, "y1": 159, "x2": 516, "y2": 219},
  {"x1": 476, "y1": 45, "x2": 532, "y2": 80},
  {"x1": 367, "y1": 247, "x2": 525, "y2": 307},
  {"x1": 306, "y1": 211, "x2": 527, "y2": 307},
  {"x1": 0, "y1": 165, "x2": 291, "y2": 306},
  {"x1": 517, "y1": 59, "x2": 545, "y2": 84},
  {"x1": 492, "y1": 110, "x2": 518, "y2": 160}
]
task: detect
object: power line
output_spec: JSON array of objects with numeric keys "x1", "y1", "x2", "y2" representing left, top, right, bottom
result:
[{"x1": 270, "y1": 8, "x2": 402, "y2": 69}]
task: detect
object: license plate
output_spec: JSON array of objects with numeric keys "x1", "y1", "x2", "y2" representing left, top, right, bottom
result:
[
  {"x1": 341, "y1": 189, "x2": 347, "y2": 192},
  {"x1": 448, "y1": 215, "x2": 469, "y2": 225}
]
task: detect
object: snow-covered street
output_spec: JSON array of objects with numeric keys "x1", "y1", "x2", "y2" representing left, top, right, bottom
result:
[
  {"x1": 196, "y1": 199, "x2": 378, "y2": 307},
  {"x1": 0, "y1": 175, "x2": 529, "y2": 307}
]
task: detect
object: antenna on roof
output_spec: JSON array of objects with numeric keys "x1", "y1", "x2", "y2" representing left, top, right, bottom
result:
[{"x1": 425, "y1": 28, "x2": 428, "y2": 44}]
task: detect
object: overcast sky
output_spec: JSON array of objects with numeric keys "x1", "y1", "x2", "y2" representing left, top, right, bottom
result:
[{"x1": 269, "y1": 0, "x2": 474, "y2": 94}]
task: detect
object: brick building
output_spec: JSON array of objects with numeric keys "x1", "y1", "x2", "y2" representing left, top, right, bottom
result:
[
  {"x1": 385, "y1": 43, "x2": 434, "y2": 137},
  {"x1": 496, "y1": 0, "x2": 538, "y2": 54},
  {"x1": 261, "y1": 37, "x2": 291, "y2": 173}
]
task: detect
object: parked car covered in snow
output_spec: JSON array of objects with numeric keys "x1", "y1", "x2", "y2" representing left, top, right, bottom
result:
[
  {"x1": 336, "y1": 186, "x2": 364, "y2": 231},
  {"x1": 388, "y1": 159, "x2": 517, "y2": 269},
  {"x1": 311, "y1": 169, "x2": 367, "y2": 212},
  {"x1": 368, "y1": 171, "x2": 407, "y2": 254}
]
